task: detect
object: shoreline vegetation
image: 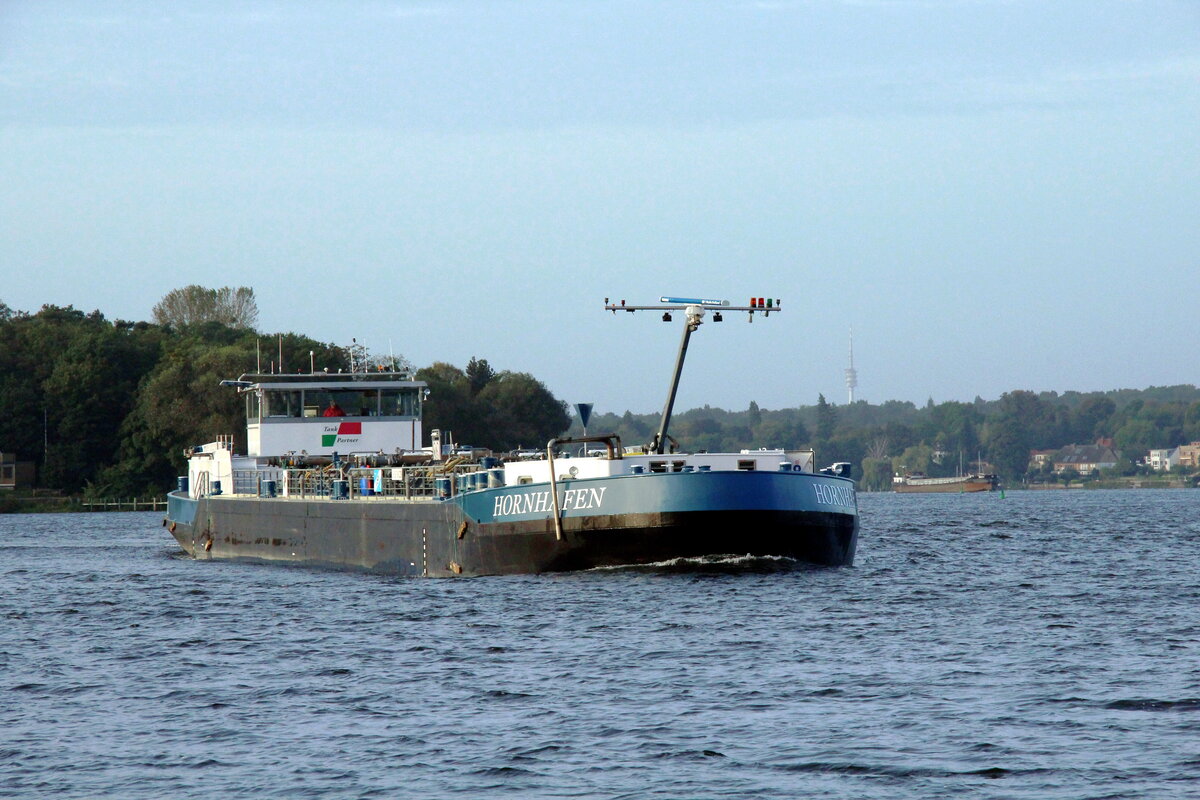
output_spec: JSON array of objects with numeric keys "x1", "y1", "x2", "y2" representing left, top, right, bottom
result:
[{"x1": 3, "y1": 288, "x2": 1199, "y2": 506}]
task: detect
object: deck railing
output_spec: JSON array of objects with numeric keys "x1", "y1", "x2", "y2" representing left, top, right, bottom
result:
[
  {"x1": 226, "y1": 463, "x2": 484, "y2": 500},
  {"x1": 81, "y1": 497, "x2": 168, "y2": 511},
  {"x1": 231, "y1": 466, "x2": 286, "y2": 496}
]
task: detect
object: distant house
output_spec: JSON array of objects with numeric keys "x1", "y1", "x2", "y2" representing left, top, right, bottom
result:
[
  {"x1": 1148, "y1": 448, "x2": 1180, "y2": 471},
  {"x1": 1175, "y1": 442, "x2": 1200, "y2": 469},
  {"x1": 0, "y1": 452, "x2": 35, "y2": 490},
  {"x1": 1053, "y1": 442, "x2": 1119, "y2": 475},
  {"x1": 1028, "y1": 449, "x2": 1057, "y2": 470}
]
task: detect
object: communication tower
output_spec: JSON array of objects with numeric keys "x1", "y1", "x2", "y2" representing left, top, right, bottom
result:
[{"x1": 844, "y1": 328, "x2": 858, "y2": 404}]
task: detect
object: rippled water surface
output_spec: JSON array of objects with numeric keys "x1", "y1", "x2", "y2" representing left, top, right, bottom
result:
[{"x1": 3, "y1": 490, "x2": 1200, "y2": 798}]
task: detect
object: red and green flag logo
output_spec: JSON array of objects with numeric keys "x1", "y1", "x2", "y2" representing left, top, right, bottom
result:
[{"x1": 322, "y1": 421, "x2": 361, "y2": 447}]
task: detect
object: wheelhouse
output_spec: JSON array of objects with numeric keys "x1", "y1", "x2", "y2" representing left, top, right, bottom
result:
[{"x1": 234, "y1": 372, "x2": 428, "y2": 457}]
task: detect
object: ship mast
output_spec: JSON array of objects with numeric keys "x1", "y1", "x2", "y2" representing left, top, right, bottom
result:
[{"x1": 605, "y1": 295, "x2": 781, "y2": 454}]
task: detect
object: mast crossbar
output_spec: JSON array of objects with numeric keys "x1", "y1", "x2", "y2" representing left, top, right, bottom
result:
[{"x1": 603, "y1": 295, "x2": 782, "y2": 453}]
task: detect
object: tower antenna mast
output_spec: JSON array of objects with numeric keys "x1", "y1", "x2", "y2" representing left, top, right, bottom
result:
[{"x1": 845, "y1": 327, "x2": 858, "y2": 404}]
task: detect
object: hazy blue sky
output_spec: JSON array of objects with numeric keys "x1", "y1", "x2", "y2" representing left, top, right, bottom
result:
[{"x1": 2, "y1": 1, "x2": 1198, "y2": 415}]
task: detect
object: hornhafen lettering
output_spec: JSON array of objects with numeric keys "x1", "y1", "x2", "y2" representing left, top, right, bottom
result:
[
  {"x1": 494, "y1": 487, "x2": 607, "y2": 517},
  {"x1": 813, "y1": 482, "x2": 855, "y2": 507}
]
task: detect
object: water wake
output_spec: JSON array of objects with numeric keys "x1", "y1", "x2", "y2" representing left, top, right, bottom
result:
[{"x1": 589, "y1": 553, "x2": 805, "y2": 574}]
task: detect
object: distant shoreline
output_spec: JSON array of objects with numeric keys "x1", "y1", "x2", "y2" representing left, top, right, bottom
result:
[
  {"x1": 0, "y1": 495, "x2": 166, "y2": 514},
  {"x1": 860, "y1": 476, "x2": 1198, "y2": 493}
]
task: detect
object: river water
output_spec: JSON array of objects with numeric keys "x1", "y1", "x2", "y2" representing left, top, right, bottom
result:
[{"x1": 2, "y1": 490, "x2": 1199, "y2": 799}]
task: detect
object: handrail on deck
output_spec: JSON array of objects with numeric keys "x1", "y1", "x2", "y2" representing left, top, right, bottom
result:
[{"x1": 545, "y1": 433, "x2": 622, "y2": 541}]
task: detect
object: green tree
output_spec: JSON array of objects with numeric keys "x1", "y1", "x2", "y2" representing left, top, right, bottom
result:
[
  {"x1": 679, "y1": 416, "x2": 724, "y2": 453},
  {"x1": 1113, "y1": 419, "x2": 1161, "y2": 461},
  {"x1": 1184, "y1": 401, "x2": 1200, "y2": 442},
  {"x1": 814, "y1": 393, "x2": 837, "y2": 457},
  {"x1": 466, "y1": 357, "x2": 496, "y2": 395},
  {"x1": 416, "y1": 362, "x2": 568, "y2": 450},
  {"x1": 718, "y1": 425, "x2": 753, "y2": 452},
  {"x1": 152, "y1": 285, "x2": 259, "y2": 330},
  {"x1": 746, "y1": 400, "x2": 762, "y2": 428},
  {"x1": 753, "y1": 412, "x2": 809, "y2": 450},
  {"x1": 825, "y1": 431, "x2": 868, "y2": 472},
  {"x1": 860, "y1": 457, "x2": 894, "y2": 492},
  {"x1": 96, "y1": 337, "x2": 256, "y2": 494},
  {"x1": 986, "y1": 390, "x2": 1055, "y2": 480},
  {"x1": 40, "y1": 321, "x2": 162, "y2": 492},
  {"x1": 923, "y1": 401, "x2": 982, "y2": 457},
  {"x1": 1070, "y1": 396, "x2": 1116, "y2": 442},
  {"x1": 0, "y1": 305, "x2": 164, "y2": 492},
  {"x1": 92, "y1": 326, "x2": 342, "y2": 496},
  {"x1": 476, "y1": 371, "x2": 570, "y2": 451},
  {"x1": 620, "y1": 410, "x2": 651, "y2": 442},
  {"x1": 415, "y1": 362, "x2": 477, "y2": 444},
  {"x1": 893, "y1": 443, "x2": 934, "y2": 477}
]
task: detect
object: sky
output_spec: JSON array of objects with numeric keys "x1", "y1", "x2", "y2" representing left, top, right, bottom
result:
[{"x1": 2, "y1": 1, "x2": 1198, "y2": 416}]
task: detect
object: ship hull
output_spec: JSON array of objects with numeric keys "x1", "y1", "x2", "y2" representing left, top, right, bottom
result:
[
  {"x1": 165, "y1": 470, "x2": 858, "y2": 575},
  {"x1": 893, "y1": 477, "x2": 996, "y2": 494}
]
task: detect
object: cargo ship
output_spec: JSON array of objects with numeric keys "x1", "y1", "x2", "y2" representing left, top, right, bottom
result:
[
  {"x1": 892, "y1": 473, "x2": 998, "y2": 493},
  {"x1": 164, "y1": 297, "x2": 859, "y2": 575}
]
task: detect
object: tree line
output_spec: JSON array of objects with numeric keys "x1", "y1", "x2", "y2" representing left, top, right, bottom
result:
[
  {"x1": 4, "y1": 290, "x2": 1197, "y2": 496},
  {"x1": 0, "y1": 290, "x2": 568, "y2": 497},
  {"x1": 573, "y1": 388, "x2": 1200, "y2": 490}
]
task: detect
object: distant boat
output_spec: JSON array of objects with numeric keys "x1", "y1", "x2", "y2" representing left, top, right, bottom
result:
[{"x1": 892, "y1": 473, "x2": 997, "y2": 494}]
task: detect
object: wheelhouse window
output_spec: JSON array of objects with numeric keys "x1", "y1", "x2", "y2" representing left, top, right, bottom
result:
[
  {"x1": 255, "y1": 383, "x2": 423, "y2": 420},
  {"x1": 305, "y1": 390, "x2": 368, "y2": 417},
  {"x1": 356, "y1": 389, "x2": 380, "y2": 417},
  {"x1": 380, "y1": 388, "x2": 419, "y2": 417},
  {"x1": 265, "y1": 390, "x2": 302, "y2": 418}
]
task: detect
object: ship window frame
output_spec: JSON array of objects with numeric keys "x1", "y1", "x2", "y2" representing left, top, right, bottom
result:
[
  {"x1": 737, "y1": 460, "x2": 756, "y2": 471},
  {"x1": 264, "y1": 389, "x2": 303, "y2": 418},
  {"x1": 649, "y1": 461, "x2": 667, "y2": 473},
  {"x1": 303, "y1": 389, "x2": 375, "y2": 417},
  {"x1": 379, "y1": 387, "x2": 419, "y2": 418},
  {"x1": 247, "y1": 391, "x2": 262, "y2": 423}
]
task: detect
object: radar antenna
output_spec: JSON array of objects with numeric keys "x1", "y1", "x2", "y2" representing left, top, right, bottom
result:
[{"x1": 604, "y1": 296, "x2": 781, "y2": 454}]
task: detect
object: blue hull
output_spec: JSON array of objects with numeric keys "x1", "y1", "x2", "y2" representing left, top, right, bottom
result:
[
  {"x1": 165, "y1": 470, "x2": 858, "y2": 575},
  {"x1": 457, "y1": 469, "x2": 855, "y2": 522}
]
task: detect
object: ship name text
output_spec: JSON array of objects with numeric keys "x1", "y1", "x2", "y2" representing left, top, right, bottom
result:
[
  {"x1": 813, "y1": 482, "x2": 855, "y2": 508},
  {"x1": 494, "y1": 487, "x2": 607, "y2": 517}
]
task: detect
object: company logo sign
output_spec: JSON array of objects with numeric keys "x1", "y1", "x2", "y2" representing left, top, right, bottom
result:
[{"x1": 322, "y1": 421, "x2": 362, "y2": 448}]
